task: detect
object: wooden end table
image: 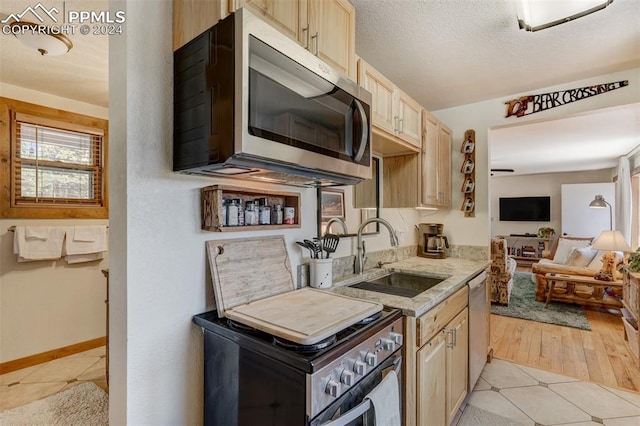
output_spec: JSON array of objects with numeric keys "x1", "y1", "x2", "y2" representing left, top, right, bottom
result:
[{"x1": 544, "y1": 273, "x2": 623, "y2": 309}]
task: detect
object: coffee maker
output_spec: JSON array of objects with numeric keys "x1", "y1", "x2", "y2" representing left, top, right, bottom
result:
[{"x1": 417, "y1": 223, "x2": 449, "y2": 259}]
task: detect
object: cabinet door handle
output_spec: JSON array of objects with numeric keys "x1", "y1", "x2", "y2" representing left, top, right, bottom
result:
[
  {"x1": 399, "y1": 118, "x2": 403, "y2": 133},
  {"x1": 311, "y1": 32, "x2": 318, "y2": 55},
  {"x1": 394, "y1": 116, "x2": 399, "y2": 133},
  {"x1": 302, "y1": 26, "x2": 309, "y2": 49},
  {"x1": 444, "y1": 328, "x2": 455, "y2": 348}
]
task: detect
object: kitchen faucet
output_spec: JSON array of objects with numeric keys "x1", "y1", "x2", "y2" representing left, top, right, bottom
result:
[
  {"x1": 324, "y1": 217, "x2": 349, "y2": 235},
  {"x1": 355, "y1": 218, "x2": 399, "y2": 274}
]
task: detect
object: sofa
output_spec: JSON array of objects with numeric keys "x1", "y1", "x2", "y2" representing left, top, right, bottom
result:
[
  {"x1": 531, "y1": 236, "x2": 623, "y2": 306},
  {"x1": 489, "y1": 237, "x2": 517, "y2": 305}
]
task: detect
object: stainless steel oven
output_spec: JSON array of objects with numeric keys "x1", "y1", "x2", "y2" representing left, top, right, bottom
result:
[
  {"x1": 174, "y1": 8, "x2": 372, "y2": 186},
  {"x1": 312, "y1": 352, "x2": 402, "y2": 426},
  {"x1": 193, "y1": 308, "x2": 403, "y2": 426}
]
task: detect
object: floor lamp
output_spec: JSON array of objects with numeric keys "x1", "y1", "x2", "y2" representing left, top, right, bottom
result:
[{"x1": 589, "y1": 195, "x2": 612, "y2": 230}]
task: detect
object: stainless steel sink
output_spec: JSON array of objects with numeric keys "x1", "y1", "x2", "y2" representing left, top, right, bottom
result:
[{"x1": 349, "y1": 271, "x2": 449, "y2": 298}]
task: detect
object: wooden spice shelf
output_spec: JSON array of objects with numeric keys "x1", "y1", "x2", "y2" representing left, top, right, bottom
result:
[{"x1": 201, "y1": 185, "x2": 301, "y2": 232}]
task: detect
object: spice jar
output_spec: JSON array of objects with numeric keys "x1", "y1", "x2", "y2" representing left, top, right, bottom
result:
[
  {"x1": 245, "y1": 201, "x2": 255, "y2": 226},
  {"x1": 273, "y1": 204, "x2": 283, "y2": 225},
  {"x1": 258, "y1": 197, "x2": 271, "y2": 225},
  {"x1": 227, "y1": 199, "x2": 239, "y2": 226}
]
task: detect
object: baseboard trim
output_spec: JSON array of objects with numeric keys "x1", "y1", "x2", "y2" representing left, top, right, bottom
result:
[{"x1": 0, "y1": 337, "x2": 106, "y2": 375}]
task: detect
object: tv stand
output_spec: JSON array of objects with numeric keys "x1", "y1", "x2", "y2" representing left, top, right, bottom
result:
[{"x1": 497, "y1": 235, "x2": 555, "y2": 268}]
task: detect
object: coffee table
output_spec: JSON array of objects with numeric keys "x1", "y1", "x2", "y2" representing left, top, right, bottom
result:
[{"x1": 544, "y1": 273, "x2": 623, "y2": 309}]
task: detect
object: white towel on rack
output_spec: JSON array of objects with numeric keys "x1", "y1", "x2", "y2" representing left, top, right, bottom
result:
[
  {"x1": 25, "y1": 226, "x2": 50, "y2": 240},
  {"x1": 364, "y1": 370, "x2": 401, "y2": 426},
  {"x1": 64, "y1": 226, "x2": 108, "y2": 255},
  {"x1": 73, "y1": 226, "x2": 99, "y2": 242},
  {"x1": 13, "y1": 226, "x2": 65, "y2": 261}
]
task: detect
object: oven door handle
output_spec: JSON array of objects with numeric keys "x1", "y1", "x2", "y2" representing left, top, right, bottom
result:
[
  {"x1": 320, "y1": 356, "x2": 402, "y2": 426},
  {"x1": 352, "y1": 99, "x2": 368, "y2": 163},
  {"x1": 320, "y1": 399, "x2": 371, "y2": 426}
]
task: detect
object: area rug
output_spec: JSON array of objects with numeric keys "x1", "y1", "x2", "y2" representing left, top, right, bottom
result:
[
  {"x1": 0, "y1": 382, "x2": 108, "y2": 426},
  {"x1": 491, "y1": 272, "x2": 592, "y2": 330}
]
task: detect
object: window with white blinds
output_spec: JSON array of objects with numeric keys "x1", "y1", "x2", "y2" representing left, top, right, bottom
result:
[
  {"x1": 0, "y1": 98, "x2": 108, "y2": 219},
  {"x1": 13, "y1": 119, "x2": 104, "y2": 206}
]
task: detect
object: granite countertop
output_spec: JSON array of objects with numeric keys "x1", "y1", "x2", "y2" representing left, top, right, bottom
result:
[{"x1": 330, "y1": 256, "x2": 490, "y2": 317}]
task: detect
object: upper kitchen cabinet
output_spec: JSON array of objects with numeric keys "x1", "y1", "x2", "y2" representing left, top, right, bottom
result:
[
  {"x1": 231, "y1": 0, "x2": 356, "y2": 79},
  {"x1": 383, "y1": 111, "x2": 451, "y2": 209},
  {"x1": 231, "y1": 0, "x2": 301, "y2": 41},
  {"x1": 173, "y1": 0, "x2": 228, "y2": 50},
  {"x1": 421, "y1": 110, "x2": 451, "y2": 208},
  {"x1": 358, "y1": 58, "x2": 422, "y2": 156}
]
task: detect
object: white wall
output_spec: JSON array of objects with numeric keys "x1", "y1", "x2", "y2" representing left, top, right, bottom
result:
[
  {"x1": 433, "y1": 68, "x2": 640, "y2": 247},
  {"x1": 0, "y1": 85, "x2": 109, "y2": 363},
  {"x1": 490, "y1": 169, "x2": 613, "y2": 238}
]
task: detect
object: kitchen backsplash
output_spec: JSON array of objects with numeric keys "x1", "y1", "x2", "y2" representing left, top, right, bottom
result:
[{"x1": 296, "y1": 244, "x2": 489, "y2": 287}]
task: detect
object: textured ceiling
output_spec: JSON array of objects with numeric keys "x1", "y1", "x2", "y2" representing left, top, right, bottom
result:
[
  {"x1": 0, "y1": 0, "x2": 108, "y2": 107},
  {"x1": 352, "y1": 0, "x2": 640, "y2": 111}
]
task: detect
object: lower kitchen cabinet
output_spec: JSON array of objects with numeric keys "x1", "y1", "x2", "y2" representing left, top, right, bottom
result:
[
  {"x1": 417, "y1": 331, "x2": 446, "y2": 426},
  {"x1": 417, "y1": 308, "x2": 468, "y2": 425},
  {"x1": 405, "y1": 286, "x2": 468, "y2": 426},
  {"x1": 446, "y1": 308, "x2": 469, "y2": 422}
]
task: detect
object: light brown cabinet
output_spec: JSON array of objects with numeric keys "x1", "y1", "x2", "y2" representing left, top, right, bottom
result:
[
  {"x1": 405, "y1": 286, "x2": 469, "y2": 426},
  {"x1": 381, "y1": 111, "x2": 452, "y2": 209},
  {"x1": 173, "y1": 0, "x2": 355, "y2": 79},
  {"x1": 358, "y1": 58, "x2": 422, "y2": 156},
  {"x1": 421, "y1": 110, "x2": 452, "y2": 208},
  {"x1": 233, "y1": 0, "x2": 301, "y2": 40},
  {"x1": 417, "y1": 332, "x2": 446, "y2": 426},
  {"x1": 446, "y1": 308, "x2": 469, "y2": 422},
  {"x1": 173, "y1": 0, "x2": 228, "y2": 50},
  {"x1": 231, "y1": 0, "x2": 356, "y2": 79}
]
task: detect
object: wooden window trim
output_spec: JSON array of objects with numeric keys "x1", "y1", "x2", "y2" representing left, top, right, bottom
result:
[{"x1": 0, "y1": 97, "x2": 108, "y2": 219}]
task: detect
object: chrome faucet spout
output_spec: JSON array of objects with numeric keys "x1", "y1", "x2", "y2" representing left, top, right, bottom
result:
[
  {"x1": 355, "y1": 218, "x2": 399, "y2": 274},
  {"x1": 324, "y1": 217, "x2": 348, "y2": 236}
]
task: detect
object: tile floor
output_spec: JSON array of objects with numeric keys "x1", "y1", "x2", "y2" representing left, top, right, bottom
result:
[
  {"x1": 0, "y1": 346, "x2": 107, "y2": 413},
  {"x1": 2, "y1": 348, "x2": 640, "y2": 425},
  {"x1": 457, "y1": 358, "x2": 640, "y2": 426}
]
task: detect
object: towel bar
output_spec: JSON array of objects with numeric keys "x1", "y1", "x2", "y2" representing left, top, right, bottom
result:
[{"x1": 7, "y1": 225, "x2": 108, "y2": 232}]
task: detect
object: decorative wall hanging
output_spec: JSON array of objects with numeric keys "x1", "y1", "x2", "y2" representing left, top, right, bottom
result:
[
  {"x1": 504, "y1": 80, "x2": 629, "y2": 118},
  {"x1": 460, "y1": 129, "x2": 475, "y2": 217}
]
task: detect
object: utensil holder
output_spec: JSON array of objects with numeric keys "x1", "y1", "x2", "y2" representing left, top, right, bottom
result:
[{"x1": 310, "y1": 258, "x2": 333, "y2": 289}]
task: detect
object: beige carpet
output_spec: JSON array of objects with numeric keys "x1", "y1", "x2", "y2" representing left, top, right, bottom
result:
[{"x1": 0, "y1": 382, "x2": 108, "y2": 425}]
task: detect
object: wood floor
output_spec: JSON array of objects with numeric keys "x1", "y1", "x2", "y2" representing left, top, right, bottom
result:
[{"x1": 491, "y1": 309, "x2": 640, "y2": 392}]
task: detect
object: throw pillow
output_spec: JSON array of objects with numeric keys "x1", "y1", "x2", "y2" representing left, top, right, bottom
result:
[
  {"x1": 565, "y1": 246, "x2": 598, "y2": 267},
  {"x1": 552, "y1": 238, "x2": 592, "y2": 264}
]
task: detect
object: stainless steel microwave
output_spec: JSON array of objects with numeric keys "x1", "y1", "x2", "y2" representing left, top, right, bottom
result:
[{"x1": 174, "y1": 8, "x2": 372, "y2": 187}]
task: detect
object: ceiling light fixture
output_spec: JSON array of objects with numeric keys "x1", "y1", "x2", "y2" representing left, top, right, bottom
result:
[
  {"x1": 517, "y1": 0, "x2": 614, "y2": 32},
  {"x1": 9, "y1": 21, "x2": 73, "y2": 56}
]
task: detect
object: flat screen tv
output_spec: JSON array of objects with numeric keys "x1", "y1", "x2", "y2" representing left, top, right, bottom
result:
[{"x1": 499, "y1": 196, "x2": 551, "y2": 222}]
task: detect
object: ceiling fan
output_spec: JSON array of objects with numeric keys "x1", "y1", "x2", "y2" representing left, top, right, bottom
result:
[{"x1": 490, "y1": 168, "x2": 515, "y2": 176}]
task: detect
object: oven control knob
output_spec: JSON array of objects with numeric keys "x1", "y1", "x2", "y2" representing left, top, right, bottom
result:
[
  {"x1": 341, "y1": 370, "x2": 355, "y2": 386},
  {"x1": 389, "y1": 332, "x2": 403, "y2": 345},
  {"x1": 365, "y1": 352, "x2": 378, "y2": 367},
  {"x1": 325, "y1": 379, "x2": 341, "y2": 398},
  {"x1": 354, "y1": 360, "x2": 367, "y2": 375},
  {"x1": 381, "y1": 338, "x2": 396, "y2": 351}
]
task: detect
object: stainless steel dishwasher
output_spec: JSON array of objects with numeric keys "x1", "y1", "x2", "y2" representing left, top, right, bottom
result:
[{"x1": 468, "y1": 270, "x2": 489, "y2": 391}]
